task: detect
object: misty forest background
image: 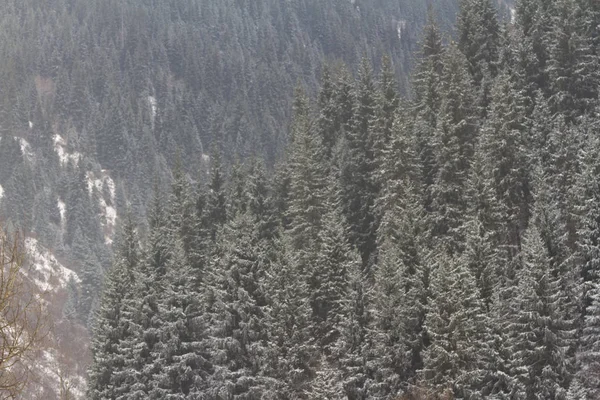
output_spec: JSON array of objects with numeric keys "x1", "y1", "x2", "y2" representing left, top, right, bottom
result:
[{"x1": 3, "y1": 0, "x2": 600, "y2": 398}]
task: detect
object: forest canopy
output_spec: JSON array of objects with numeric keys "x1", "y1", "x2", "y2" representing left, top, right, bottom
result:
[{"x1": 86, "y1": 0, "x2": 600, "y2": 398}]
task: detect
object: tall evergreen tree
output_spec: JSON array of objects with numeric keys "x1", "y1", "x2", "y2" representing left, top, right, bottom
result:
[
  {"x1": 370, "y1": 55, "x2": 399, "y2": 190},
  {"x1": 310, "y1": 204, "x2": 351, "y2": 354},
  {"x1": 335, "y1": 252, "x2": 373, "y2": 400},
  {"x1": 505, "y1": 223, "x2": 575, "y2": 400},
  {"x1": 263, "y1": 235, "x2": 316, "y2": 400},
  {"x1": 207, "y1": 212, "x2": 269, "y2": 399},
  {"x1": 420, "y1": 253, "x2": 492, "y2": 399},
  {"x1": 87, "y1": 215, "x2": 139, "y2": 400},
  {"x1": 204, "y1": 150, "x2": 228, "y2": 242},
  {"x1": 340, "y1": 58, "x2": 378, "y2": 270},
  {"x1": 456, "y1": 0, "x2": 500, "y2": 111},
  {"x1": 412, "y1": 9, "x2": 445, "y2": 204},
  {"x1": 430, "y1": 42, "x2": 477, "y2": 255},
  {"x1": 478, "y1": 71, "x2": 529, "y2": 251},
  {"x1": 287, "y1": 86, "x2": 328, "y2": 253},
  {"x1": 149, "y1": 236, "x2": 211, "y2": 398},
  {"x1": 371, "y1": 179, "x2": 429, "y2": 397}
]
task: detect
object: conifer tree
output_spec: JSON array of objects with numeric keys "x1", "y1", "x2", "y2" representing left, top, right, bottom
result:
[
  {"x1": 122, "y1": 191, "x2": 172, "y2": 397},
  {"x1": 575, "y1": 278, "x2": 600, "y2": 399},
  {"x1": 462, "y1": 130, "x2": 507, "y2": 325},
  {"x1": 420, "y1": 253, "x2": 492, "y2": 399},
  {"x1": 374, "y1": 177, "x2": 429, "y2": 394},
  {"x1": 456, "y1": 0, "x2": 500, "y2": 111},
  {"x1": 336, "y1": 252, "x2": 373, "y2": 400},
  {"x1": 572, "y1": 0, "x2": 600, "y2": 116},
  {"x1": 287, "y1": 86, "x2": 328, "y2": 253},
  {"x1": 263, "y1": 235, "x2": 316, "y2": 399},
  {"x1": 413, "y1": 8, "x2": 445, "y2": 126},
  {"x1": 340, "y1": 58, "x2": 378, "y2": 269},
  {"x1": 73, "y1": 230, "x2": 103, "y2": 326},
  {"x1": 430, "y1": 43, "x2": 477, "y2": 255},
  {"x1": 370, "y1": 55, "x2": 399, "y2": 190},
  {"x1": 317, "y1": 64, "x2": 340, "y2": 159},
  {"x1": 204, "y1": 149, "x2": 227, "y2": 242},
  {"x1": 514, "y1": 0, "x2": 556, "y2": 95},
  {"x1": 478, "y1": 71, "x2": 529, "y2": 251},
  {"x1": 547, "y1": 0, "x2": 581, "y2": 120},
  {"x1": 412, "y1": 9, "x2": 444, "y2": 203},
  {"x1": 87, "y1": 215, "x2": 139, "y2": 400},
  {"x1": 246, "y1": 158, "x2": 276, "y2": 242},
  {"x1": 505, "y1": 223, "x2": 575, "y2": 400},
  {"x1": 376, "y1": 101, "x2": 422, "y2": 222},
  {"x1": 207, "y1": 212, "x2": 269, "y2": 399},
  {"x1": 574, "y1": 124, "x2": 600, "y2": 305},
  {"x1": 168, "y1": 163, "x2": 202, "y2": 270},
  {"x1": 149, "y1": 236, "x2": 211, "y2": 398}
]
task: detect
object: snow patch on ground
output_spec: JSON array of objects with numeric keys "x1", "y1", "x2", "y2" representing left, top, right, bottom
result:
[
  {"x1": 53, "y1": 134, "x2": 81, "y2": 166},
  {"x1": 510, "y1": 7, "x2": 516, "y2": 23},
  {"x1": 19, "y1": 138, "x2": 34, "y2": 160},
  {"x1": 106, "y1": 205, "x2": 117, "y2": 227},
  {"x1": 0, "y1": 184, "x2": 4, "y2": 200},
  {"x1": 24, "y1": 238, "x2": 80, "y2": 293},
  {"x1": 29, "y1": 121, "x2": 33, "y2": 129}
]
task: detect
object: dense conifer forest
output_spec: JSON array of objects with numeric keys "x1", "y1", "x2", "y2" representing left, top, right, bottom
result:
[
  {"x1": 5, "y1": 0, "x2": 600, "y2": 398},
  {"x1": 85, "y1": 0, "x2": 600, "y2": 397}
]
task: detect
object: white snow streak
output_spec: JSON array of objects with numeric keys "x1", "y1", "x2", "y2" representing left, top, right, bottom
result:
[
  {"x1": 57, "y1": 198, "x2": 66, "y2": 228},
  {"x1": 19, "y1": 138, "x2": 34, "y2": 160},
  {"x1": 397, "y1": 20, "x2": 407, "y2": 40},
  {"x1": 148, "y1": 95, "x2": 157, "y2": 118},
  {"x1": 102, "y1": 172, "x2": 116, "y2": 202},
  {"x1": 0, "y1": 184, "x2": 4, "y2": 200}
]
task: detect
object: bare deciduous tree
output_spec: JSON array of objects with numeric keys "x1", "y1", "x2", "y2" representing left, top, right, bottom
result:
[{"x1": 0, "y1": 231, "x2": 48, "y2": 399}]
